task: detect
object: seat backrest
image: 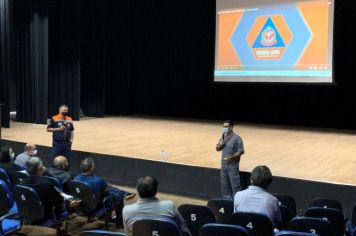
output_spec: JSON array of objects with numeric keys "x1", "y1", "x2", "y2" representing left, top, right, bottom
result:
[
  {"x1": 0, "y1": 179, "x2": 14, "y2": 215},
  {"x1": 276, "y1": 205, "x2": 292, "y2": 230},
  {"x1": 178, "y1": 204, "x2": 216, "y2": 236},
  {"x1": 41, "y1": 176, "x2": 62, "y2": 191},
  {"x1": 199, "y1": 223, "x2": 249, "y2": 236},
  {"x1": 274, "y1": 230, "x2": 320, "y2": 236},
  {"x1": 67, "y1": 180, "x2": 98, "y2": 212},
  {"x1": 351, "y1": 204, "x2": 356, "y2": 228},
  {"x1": 230, "y1": 212, "x2": 274, "y2": 236},
  {"x1": 305, "y1": 207, "x2": 344, "y2": 236},
  {"x1": 274, "y1": 194, "x2": 297, "y2": 217},
  {"x1": 80, "y1": 230, "x2": 127, "y2": 236},
  {"x1": 0, "y1": 168, "x2": 13, "y2": 190},
  {"x1": 11, "y1": 171, "x2": 29, "y2": 185},
  {"x1": 289, "y1": 216, "x2": 334, "y2": 236},
  {"x1": 308, "y1": 198, "x2": 343, "y2": 212},
  {"x1": 13, "y1": 185, "x2": 45, "y2": 223},
  {"x1": 132, "y1": 218, "x2": 180, "y2": 236},
  {"x1": 207, "y1": 198, "x2": 234, "y2": 224}
]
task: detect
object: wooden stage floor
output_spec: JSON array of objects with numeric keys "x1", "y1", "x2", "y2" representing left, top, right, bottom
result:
[{"x1": 2, "y1": 116, "x2": 356, "y2": 186}]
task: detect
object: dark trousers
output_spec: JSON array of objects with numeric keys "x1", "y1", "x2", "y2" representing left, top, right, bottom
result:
[
  {"x1": 51, "y1": 141, "x2": 72, "y2": 159},
  {"x1": 105, "y1": 187, "x2": 129, "y2": 221},
  {"x1": 220, "y1": 167, "x2": 241, "y2": 200}
]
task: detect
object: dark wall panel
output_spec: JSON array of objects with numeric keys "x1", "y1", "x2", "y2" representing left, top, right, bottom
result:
[
  {"x1": 104, "y1": 0, "x2": 356, "y2": 129},
  {"x1": 3, "y1": 138, "x2": 356, "y2": 217}
]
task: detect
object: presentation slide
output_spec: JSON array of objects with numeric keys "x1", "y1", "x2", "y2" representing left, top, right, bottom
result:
[{"x1": 215, "y1": 0, "x2": 334, "y2": 83}]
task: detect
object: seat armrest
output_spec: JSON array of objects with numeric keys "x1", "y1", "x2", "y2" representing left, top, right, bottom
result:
[
  {"x1": 102, "y1": 196, "x2": 113, "y2": 214},
  {"x1": 0, "y1": 212, "x2": 20, "y2": 235}
]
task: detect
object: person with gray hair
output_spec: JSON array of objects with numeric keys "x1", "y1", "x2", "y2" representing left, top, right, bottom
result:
[
  {"x1": 14, "y1": 143, "x2": 37, "y2": 168},
  {"x1": 74, "y1": 157, "x2": 135, "y2": 226},
  {"x1": 21, "y1": 157, "x2": 65, "y2": 220},
  {"x1": 45, "y1": 155, "x2": 74, "y2": 190}
]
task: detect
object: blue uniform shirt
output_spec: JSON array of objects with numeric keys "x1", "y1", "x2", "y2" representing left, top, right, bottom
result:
[
  {"x1": 221, "y1": 132, "x2": 244, "y2": 170},
  {"x1": 47, "y1": 114, "x2": 74, "y2": 142}
]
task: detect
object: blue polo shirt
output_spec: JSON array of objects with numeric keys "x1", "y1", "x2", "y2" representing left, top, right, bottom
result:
[{"x1": 74, "y1": 173, "x2": 107, "y2": 200}]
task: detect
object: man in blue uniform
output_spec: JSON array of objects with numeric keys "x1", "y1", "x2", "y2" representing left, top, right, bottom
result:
[
  {"x1": 47, "y1": 105, "x2": 74, "y2": 159},
  {"x1": 216, "y1": 120, "x2": 245, "y2": 199}
]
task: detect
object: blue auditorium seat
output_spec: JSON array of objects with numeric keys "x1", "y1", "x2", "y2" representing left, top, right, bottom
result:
[
  {"x1": 0, "y1": 168, "x2": 12, "y2": 190},
  {"x1": 0, "y1": 214, "x2": 21, "y2": 236},
  {"x1": 308, "y1": 198, "x2": 343, "y2": 212},
  {"x1": 132, "y1": 218, "x2": 180, "y2": 236},
  {"x1": 13, "y1": 185, "x2": 69, "y2": 235},
  {"x1": 199, "y1": 223, "x2": 249, "y2": 236},
  {"x1": 276, "y1": 205, "x2": 292, "y2": 230},
  {"x1": 274, "y1": 194, "x2": 297, "y2": 217},
  {"x1": 207, "y1": 198, "x2": 234, "y2": 224},
  {"x1": 68, "y1": 180, "x2": 115, "y2": 229},
  {"x1": 0, "y1": 180, "x2": 21, "y2": 235},
  {"x1": 305, "y1": 207, "x2": 345, "y2": 236},
  {"x1": 275, "y1": 230, "x2": 320, "y2": 236},
  {"x1": 230, "y1": 212, "x2": 274, "y2": 236},
  {"x1": 79, "y1": 229, "x2": 127, "y2": 235},
  {"x1": 289, "y1": 216, "x2": 333, "y2": 236},
  {"x1": 178, "y1": 204, "x2": 216, "y2": 236}
]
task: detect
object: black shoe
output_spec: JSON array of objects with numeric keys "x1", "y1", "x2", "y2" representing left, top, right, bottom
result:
[{"x1": 115, "y1": 216, "x2": 124, "y2": 227}]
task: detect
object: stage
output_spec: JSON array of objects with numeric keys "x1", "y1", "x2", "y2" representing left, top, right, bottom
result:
[{"x1": 2, "y1": 116, "x2": 356, "y2": 186}]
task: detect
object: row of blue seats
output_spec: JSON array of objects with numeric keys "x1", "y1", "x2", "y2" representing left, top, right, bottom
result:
[
  {"x1": 0, "y1": 169, "x2": 119, "y2": 236},
  {"x1": 1, "y1": 165, "x2": 356, "y2": 236}
]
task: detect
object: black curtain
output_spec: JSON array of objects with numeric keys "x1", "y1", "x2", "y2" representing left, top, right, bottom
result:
[
  {"x1": 48, "y1": 0, "x2": 81, "y2": 120},
  {"x1": 13, "y1": 0, "x2": 80, "y2": 123},
  {"x1": 104, "y1": 0, "x2": 131, "y2": 115},
  {"x1": 14, "y1": 0, "x2": 48, "y2": 124},
  {"x1": 0, "y1": 0, "x2": 11, "y2": 128},
  {"x1": 80, "y1": 0, "x2": 106, "y2": 117}
]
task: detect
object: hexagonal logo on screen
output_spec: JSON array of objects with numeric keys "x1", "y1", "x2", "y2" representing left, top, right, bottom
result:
[
  {"x1": 230, "y1": 5, "x2": 312, "y2": 68},
  {"x1": 249, "y1": 16, "x2": 291, "y2": 60}
]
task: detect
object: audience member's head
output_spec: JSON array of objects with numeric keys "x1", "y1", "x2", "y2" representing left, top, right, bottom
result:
[
  {"x1": 25, "y1": 157, "x2": 45, "y2": 176},
  {"x1": 250, "y1": 165, "x2": 273, "y2": 189},
  {"x1": 80, "y1": 157, "x2": 95, "y2": 174},
  {"x1": 24, "y1": 143, "x2": 37, "y2": 156},
  {"x1": 0, "y1": 146, "x2": 14, "y2": 163},
  {"x1": 136, "y1": 176, "x2": 158, "y2": 198},
  {"x1": 53, "y1": 155, "x2": 69, "y2": 170}
]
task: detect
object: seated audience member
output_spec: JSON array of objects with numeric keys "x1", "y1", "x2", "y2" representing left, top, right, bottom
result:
[
  {"x1": 14, "y1": 143, "x2": 37, "y2": 168},
  {"x1": 74, "y1": 158, "x2": 135, "y2": 226},
  {"x1": 234, "y1": 165, "x2": 281, "y2": 225},
  {"x1": 21, "y1": 157, "x2": 65, "y2": 221},
  {"x1": 0, "y1": 146, "x2": 23, "y2": 181},
  {"x1": 123, "y1": 176, "x2": 191, "y2": 236},
  {"x1": 46, "y1": 155, "x2": 73, "y2": 191}
]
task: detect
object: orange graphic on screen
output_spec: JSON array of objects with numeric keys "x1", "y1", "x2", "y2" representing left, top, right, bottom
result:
[
  {"x1": 216, "y1": 12, "x2": 243, "y2": 66},
  {"x1": 296, "y1": 1, "x2": 329, "y2": 69},
  {"x1": 216, "y1": 0, "x2": 330, "y2": 69}
]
